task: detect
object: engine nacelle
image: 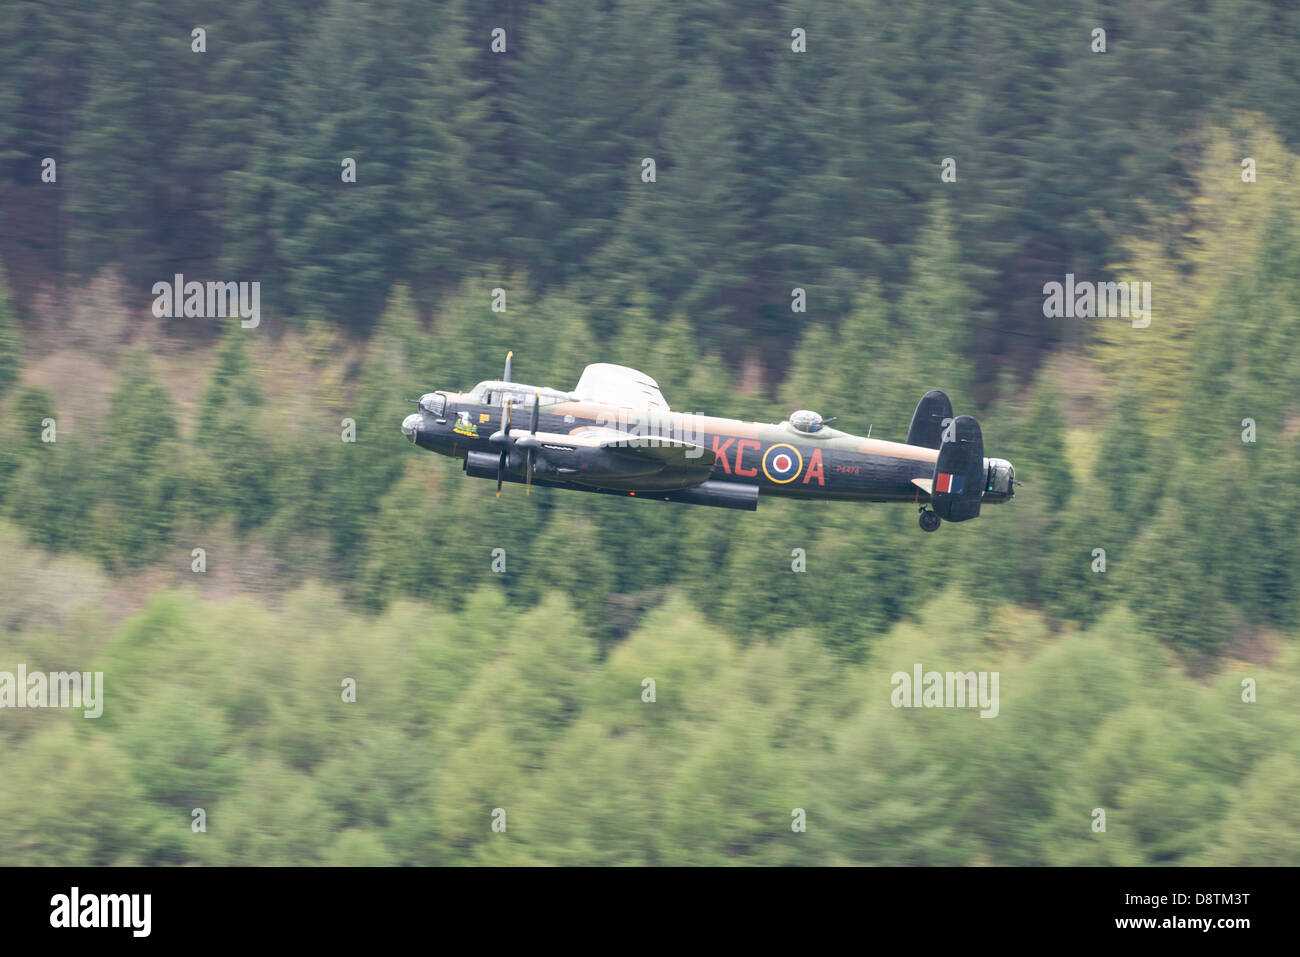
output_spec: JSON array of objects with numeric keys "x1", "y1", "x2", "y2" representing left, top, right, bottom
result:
[{"x1": 464, "y1": 449, "x2": 516, "y2": 478}]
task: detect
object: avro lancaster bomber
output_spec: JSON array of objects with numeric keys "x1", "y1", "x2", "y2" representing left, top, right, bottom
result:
[{"x1": 402, "y1": 354, "x2": 1016, "y2": 531}]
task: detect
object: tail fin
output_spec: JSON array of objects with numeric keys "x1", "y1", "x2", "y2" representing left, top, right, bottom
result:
[
  {"x1": 930, "y1": 414, "x2": 984, "y2": 522},
  {"x1": 906, "y1": 390, "x2": 953, "y2": 449}
]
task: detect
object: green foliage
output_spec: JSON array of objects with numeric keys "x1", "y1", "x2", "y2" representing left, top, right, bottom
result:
[
  {"x1": 1013, "y1": 372, "x2": 1072, "y2": 514},
  {"x1": 90, "y1": 353, "x2": 182, "y2": 567},
  {"x1": 3, "y1": 389, "x2": 95, "y2": 552},
  {"x1": 0, "y1": 271, "x2": 19, "y2": 399},
  {"x1": 7, "y1": 384, "x2": 53, "y2": 452},
  {"x1": 9, "y1": 0, "x2": 1300, "y2": 357},
  {"x1": 3, "y1": 562, "x2": 1294, "y2": 866}
]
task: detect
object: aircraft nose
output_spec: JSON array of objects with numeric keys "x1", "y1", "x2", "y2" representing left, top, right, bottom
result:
[{"x1": 401, "y1": 412, "x2": 421, "y2": 442}]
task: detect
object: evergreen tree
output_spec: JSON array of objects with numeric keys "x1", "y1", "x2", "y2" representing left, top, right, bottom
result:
[
  {"x1": 91, "y1": 352, "x2": 181, "y2": 566},
  {"x1": 0, "y1": 270, "x2": 21, "y2": 398}
]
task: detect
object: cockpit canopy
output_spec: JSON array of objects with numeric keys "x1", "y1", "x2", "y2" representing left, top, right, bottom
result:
[
  {"x1": 465, "y1": 381, "x2": 570, "y2": 408},
  {"x1": 789, "y1": 409, "x2": 824, "y2": 433},
  {"x1": 462, "y1": 364, "x2": 670, "y2": 413}
]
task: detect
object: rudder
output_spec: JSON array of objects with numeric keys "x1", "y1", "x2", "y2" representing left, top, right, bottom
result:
[
  {"x1": 930, "y1": 414, "x2": 984, "y2": 522},
  {"x1": 906, "y1": 390, "x2": 953, "y2": 449}
]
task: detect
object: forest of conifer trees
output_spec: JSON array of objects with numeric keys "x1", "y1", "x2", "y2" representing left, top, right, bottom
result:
[{"x1": 1, "y1": 0, "x2": 1299, "y2": 871}]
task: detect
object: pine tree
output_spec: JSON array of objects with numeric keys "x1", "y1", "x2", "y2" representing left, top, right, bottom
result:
[
  {"x1": 91, "y1": 352, "x2": 181, "y2": 566},
  {"x1": 0, "y1": 269, "x2": 20, "y2": 398}
]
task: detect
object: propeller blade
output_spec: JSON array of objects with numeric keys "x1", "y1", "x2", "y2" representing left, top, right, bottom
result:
[
  {"x1": 489, "y1": 398, "x2": 515, "y2": 446},
  {"x1": 522, "y1": 395, "x2": 533, "y2": 496},
  {"x1": 503, "y1": 350, "x2": 513, "y2": 384},
  {"x1": 495, "y1": 398, "x2": 514, "y2": 497},
  {"x1": 508, "y1": 392, "x2": 539, "y2": 495},
  {"x1": 529, "y1": 392, "x2": 540, "y2": 494}
]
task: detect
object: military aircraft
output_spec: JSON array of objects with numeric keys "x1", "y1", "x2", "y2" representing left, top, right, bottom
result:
[{"x1": 401, "y1": 354, "x2": 1016, "y2": 531}]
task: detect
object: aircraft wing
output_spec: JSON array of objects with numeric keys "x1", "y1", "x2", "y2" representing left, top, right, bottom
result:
[
  {"x1": 525, "y1": 426, "x2": 714, "y2": 485},
  {"x1": 569, "y1": 427, "x2": 716, "y2": 469}
]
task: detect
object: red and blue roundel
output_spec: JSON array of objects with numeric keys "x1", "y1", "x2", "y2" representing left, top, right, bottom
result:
[{"x1": 761, "y1": 443, "x2": 804, "y2": 484}]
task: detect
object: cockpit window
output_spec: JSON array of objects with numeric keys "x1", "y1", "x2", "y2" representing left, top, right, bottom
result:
[
  {"x1": 468, "y1": 382, "x2": 535, "y2": 407},
  {"x1": 499, "y1": 388, "x2": 536, "y2": 410},
  {"x1": 790, "y1": 409, "x2": 824, "y2": 433}
]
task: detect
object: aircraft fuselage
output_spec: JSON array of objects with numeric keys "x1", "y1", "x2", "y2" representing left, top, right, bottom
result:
[{"x1": 403, "y1": 390, "x2": 992, "y2": 506}]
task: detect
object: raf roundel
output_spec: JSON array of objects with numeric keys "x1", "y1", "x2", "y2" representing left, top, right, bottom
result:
[{"x1": 761, "y1": 443, "x2": 804, "y2": 484}]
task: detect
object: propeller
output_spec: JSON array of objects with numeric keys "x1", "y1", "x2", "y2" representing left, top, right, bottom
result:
[
  {"x1": 486, "y1": 355, "x2": 541, "y2": 497},
  {"x1": 490, "y1": 399, "x2": 514, "y2": 496},
  {"x1": 514, "y1": 391, "x2": 542, "y2": 494}
]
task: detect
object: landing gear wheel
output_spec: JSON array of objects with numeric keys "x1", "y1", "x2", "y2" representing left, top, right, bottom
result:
[{"x1": 919, "y1": 509, "x2": 941, "y2": 533}]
